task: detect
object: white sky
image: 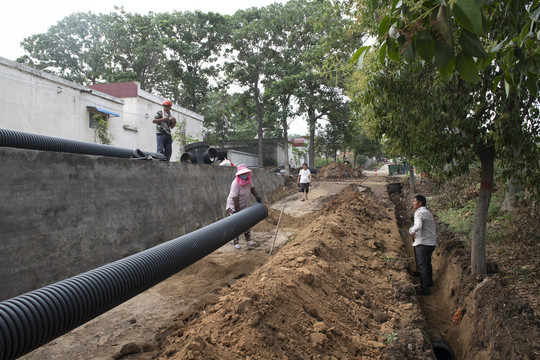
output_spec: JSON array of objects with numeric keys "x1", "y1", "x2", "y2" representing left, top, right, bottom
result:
[{"x1": 0, "y1": 0, "x2": 309, "y2": 135}]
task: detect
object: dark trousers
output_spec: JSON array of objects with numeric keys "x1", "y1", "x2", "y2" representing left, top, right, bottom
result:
[
  {"x1": 228, "y1": 210, "x2": 251, "y2": 244},
  {"x1": 415, "y1": 245, "x2": 435, "y2": 292},
  {"x1": 156, "y1": 133, "x2": 173, "y2": 161}
]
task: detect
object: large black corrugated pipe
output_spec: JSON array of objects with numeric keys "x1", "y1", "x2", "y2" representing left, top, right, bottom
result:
[
  {"x1": 431, "y1": 337, "x2": 455, "y2": 360},
  {"x1": 0, "y1": 203, "x2": 267, "y2": 360},
  {"x1": 180, "y1": 142, "x2": 218, "y2": 164},
  {"x1": 0, "y1": 128, "x2": 165, "y2": 160}
]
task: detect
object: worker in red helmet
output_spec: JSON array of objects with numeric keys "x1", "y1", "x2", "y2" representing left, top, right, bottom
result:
[{"x1": 153, "y1": 99, "x2": 177, "y2": 161}]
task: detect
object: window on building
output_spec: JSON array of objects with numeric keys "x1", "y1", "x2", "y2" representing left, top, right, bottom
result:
[
  {"x1": 89, "y1": 112, "x2": 109, "y2": 129},
  {"x1": 86, "y1": 106, "x2": 120, "y2": 128}
]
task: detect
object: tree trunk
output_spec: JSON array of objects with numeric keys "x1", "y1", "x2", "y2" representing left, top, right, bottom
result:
[
  {"x1": 471, "y1": 144, "x2": 495, "y2": 275},
  {"x1": 308, "y1": 117, "x2": 315, "y2": 167},
  {"x1": 282, "y1": 116, "x2": 291, "y2": 176},
  {"x1": 409, "y1": 167, "x2": 416, "y2": 194},
  {"x1": 255, "y1": 87, "x2": 264, "y2": 168},
  {"x1": 501, "y1": 178, "x2": 520, "y2": 212}
]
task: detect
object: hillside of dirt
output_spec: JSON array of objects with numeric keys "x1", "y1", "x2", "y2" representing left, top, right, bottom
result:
[{"x1": 150, "y1": 184, "x2": 435, "y2": 360}]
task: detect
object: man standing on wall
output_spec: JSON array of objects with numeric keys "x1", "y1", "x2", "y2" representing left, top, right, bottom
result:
[
  {"x1": 409, "y1": 194, "x2": 437, "y2": 295},
  {"x1": 153, "y1": 99, "x2": 177, "y2": 161}
]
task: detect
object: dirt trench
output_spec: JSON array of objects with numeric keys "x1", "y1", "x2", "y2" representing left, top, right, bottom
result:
[{"x1": 390, "y1": 177, "x2": 539, "y2": 360}]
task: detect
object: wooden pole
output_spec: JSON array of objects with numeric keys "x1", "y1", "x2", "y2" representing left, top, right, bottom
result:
[
  {"x1": 270, "y1": 205, "x2": 285, "y2": 256},
  {"x1": 252, "y1": 170, "x2": 270, "y2": 204}
]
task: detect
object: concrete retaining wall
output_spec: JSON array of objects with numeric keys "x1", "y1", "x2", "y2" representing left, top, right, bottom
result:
[{"x1": 0, "y1": 147, "x2": 284, "y2": 300}]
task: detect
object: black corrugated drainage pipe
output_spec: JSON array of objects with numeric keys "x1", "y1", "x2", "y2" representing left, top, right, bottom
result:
[
  {"x1": 431, "y1": 335, "x2": 455, "y2": 360},
  {"x1": 0, "y1": 128, "x2": 165, "y2": 160},
  {"x1": 0, "y1": 203, "x2": 267, "y2": 360},
  {"x1": 180, "y1": 142, "x2": 218, "y2": 164}
]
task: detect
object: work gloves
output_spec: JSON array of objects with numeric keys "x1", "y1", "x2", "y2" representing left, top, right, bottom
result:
[{"x1": 256, "y1": 196, "x2": 263, "y2": 203}]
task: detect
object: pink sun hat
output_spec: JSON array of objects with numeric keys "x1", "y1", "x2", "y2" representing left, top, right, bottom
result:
[{"x1": 235, "y1": 164, "x2": 252, "y2": 176}]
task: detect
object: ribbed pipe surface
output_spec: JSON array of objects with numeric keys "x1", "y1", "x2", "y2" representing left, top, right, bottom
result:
[
  {"x1": 0, "y1": 128, "x2": 165, "y2": 160},
  {"x1": 0, "y1": 203, "x2": 267, "y2": 360}
]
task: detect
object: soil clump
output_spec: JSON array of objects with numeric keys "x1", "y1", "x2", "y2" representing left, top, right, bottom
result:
[{"x1": 317, "y1": 161, "x2": 362, "y2": 179}]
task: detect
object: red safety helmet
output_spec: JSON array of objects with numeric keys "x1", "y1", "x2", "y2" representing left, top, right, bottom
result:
[{"x1": 162, "y1": 99, "x2": 173, "y2": 106}]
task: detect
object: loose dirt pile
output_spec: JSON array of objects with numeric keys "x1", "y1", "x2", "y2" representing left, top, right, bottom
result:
[
  {"x1": 317, "y1": 161, "x2": 362, "y2": 179},
  {"x1": 154, "y1": 185, "x2": 435, "y2": 360}
]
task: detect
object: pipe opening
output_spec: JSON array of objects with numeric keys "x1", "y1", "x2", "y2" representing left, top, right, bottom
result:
[{"x1": 432, "y1": 338, "x2": 455, "y2": 360}]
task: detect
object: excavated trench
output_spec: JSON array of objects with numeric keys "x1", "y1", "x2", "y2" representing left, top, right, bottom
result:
[
  {"x1": 389, "y1": 176, "x2": 540, "y2": 360},
  {"x1": 390, "y1": 180, "x2": 460, "y2": 360}
]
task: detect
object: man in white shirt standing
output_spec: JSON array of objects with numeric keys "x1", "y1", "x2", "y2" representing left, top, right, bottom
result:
[
  {"x1": 409, "y1": 194, "x2": 437, "y2": 295},
  {"x1": 297, "y1": 163, "x2": 312, "y2": 201}
]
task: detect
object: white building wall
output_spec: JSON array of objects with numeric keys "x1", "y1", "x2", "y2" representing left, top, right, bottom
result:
[
  {"x1": 0, "y1": 57, "x2": 123, "y2": 144},
  {"x1": 227, "y1": 150, "x2": 259, "y2": 168},
  {"x1": 0, "y1": 58, "x2": 204, "y2": 161}
]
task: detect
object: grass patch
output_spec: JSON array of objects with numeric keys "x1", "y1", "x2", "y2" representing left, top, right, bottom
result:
[{"x1": 434, "y1": 200, "x2": 475, "y2": 236}]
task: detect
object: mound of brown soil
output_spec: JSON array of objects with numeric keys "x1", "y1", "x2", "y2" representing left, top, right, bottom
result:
[
  {"x1": 156, "y1": 185, "x2": 435, "y2": 360},
  {"x1": 252, "y1": 206, "x2": 308, "y2": 232},
  {"x1": 317, "y1": 161, "x2": 362, "y2": 180}
]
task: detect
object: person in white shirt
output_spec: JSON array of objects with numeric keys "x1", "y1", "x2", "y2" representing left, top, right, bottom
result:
[
  {"x1": 409, "y1": 194, "x2": 437, "y2": 295},
  {"x1": 297, "y1": 163, "x2": 312, "y2": 201}
]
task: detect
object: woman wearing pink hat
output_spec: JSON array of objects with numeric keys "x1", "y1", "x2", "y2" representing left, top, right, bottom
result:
[{"x1": 226, "y1": 164, "x2": 263, "y2": 249}]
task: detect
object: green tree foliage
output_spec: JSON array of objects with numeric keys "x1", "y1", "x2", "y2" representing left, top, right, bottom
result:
[
  {"x1": 16, "y1": 3, "x2": 373, "y2": 172},
  {"x1": 224, "y1": 6, "x2": 284, "y2": 167},
  {"x1": 353, "y1": 0, "x2": 539, "y2": 96},
  {"x1": 105, "y1": 9, "x2": 167, "y2": 92},
  {"x1": 203, "y1": 90, "x2": 257, "y2": 145},
  {"x1": 349, "y1": 0, "x2": 540, "y2": 274},
  {"x1": 290, "y1": 0, "x2": 359, "y2": 167},
  {"x1": 157, "y1": 11, "x2": 227, "y2": 112},
  {"x1": 18, "y1": 12, "x2": 111, "y2": 84}
]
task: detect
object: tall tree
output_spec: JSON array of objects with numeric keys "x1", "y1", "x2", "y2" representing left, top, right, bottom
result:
[
  {"x1": 224, "y1": 6, "x2": 280, "y2": 167},
  {"x1": 106, "y1": 9, "x2": 166, "y2": 92},
  {"x1": 351, "y1": 0, "x2": 540, "y2": 274},
  {"x1": 291, "y1": 0, "x2": 359, "y2": 167},
  {"x1": 260, "y1": 1, "x2": 307, "y2": 175},
  {"x1": 157, "y1": 11, "x2": 227, "y2": 112},
  {"x1": 18, "y1": 12, "x2": 111, "y2": 85}
]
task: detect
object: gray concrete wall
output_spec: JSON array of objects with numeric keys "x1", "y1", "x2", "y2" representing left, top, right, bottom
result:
[{"x1": 0, "y1": 147, "x2": 284, "y2": 300}]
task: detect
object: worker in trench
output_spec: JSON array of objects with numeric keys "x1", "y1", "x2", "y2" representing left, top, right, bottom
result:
[
  {"x1": 226, "y1": 164, "x2": 263, "y2": 250},
  {"x1": 409, "y1": 194, "x2": 437, "y2": 295}
]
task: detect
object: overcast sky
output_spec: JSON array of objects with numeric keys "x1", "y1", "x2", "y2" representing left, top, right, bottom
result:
[
  {"x1": 0, "y1": 0, "x2": 289, "y2": 61},
  {"x1": 0, "y1": 0, "x2": 310, "y2": 134}
]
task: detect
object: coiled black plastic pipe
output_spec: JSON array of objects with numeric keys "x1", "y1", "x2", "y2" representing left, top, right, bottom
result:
[
  {"x1": 0, "y1": 203, "x2": 267, "y2": 360},
  {"x1": 0, "y1": 128, "x2": 165, "y2": 160}
]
